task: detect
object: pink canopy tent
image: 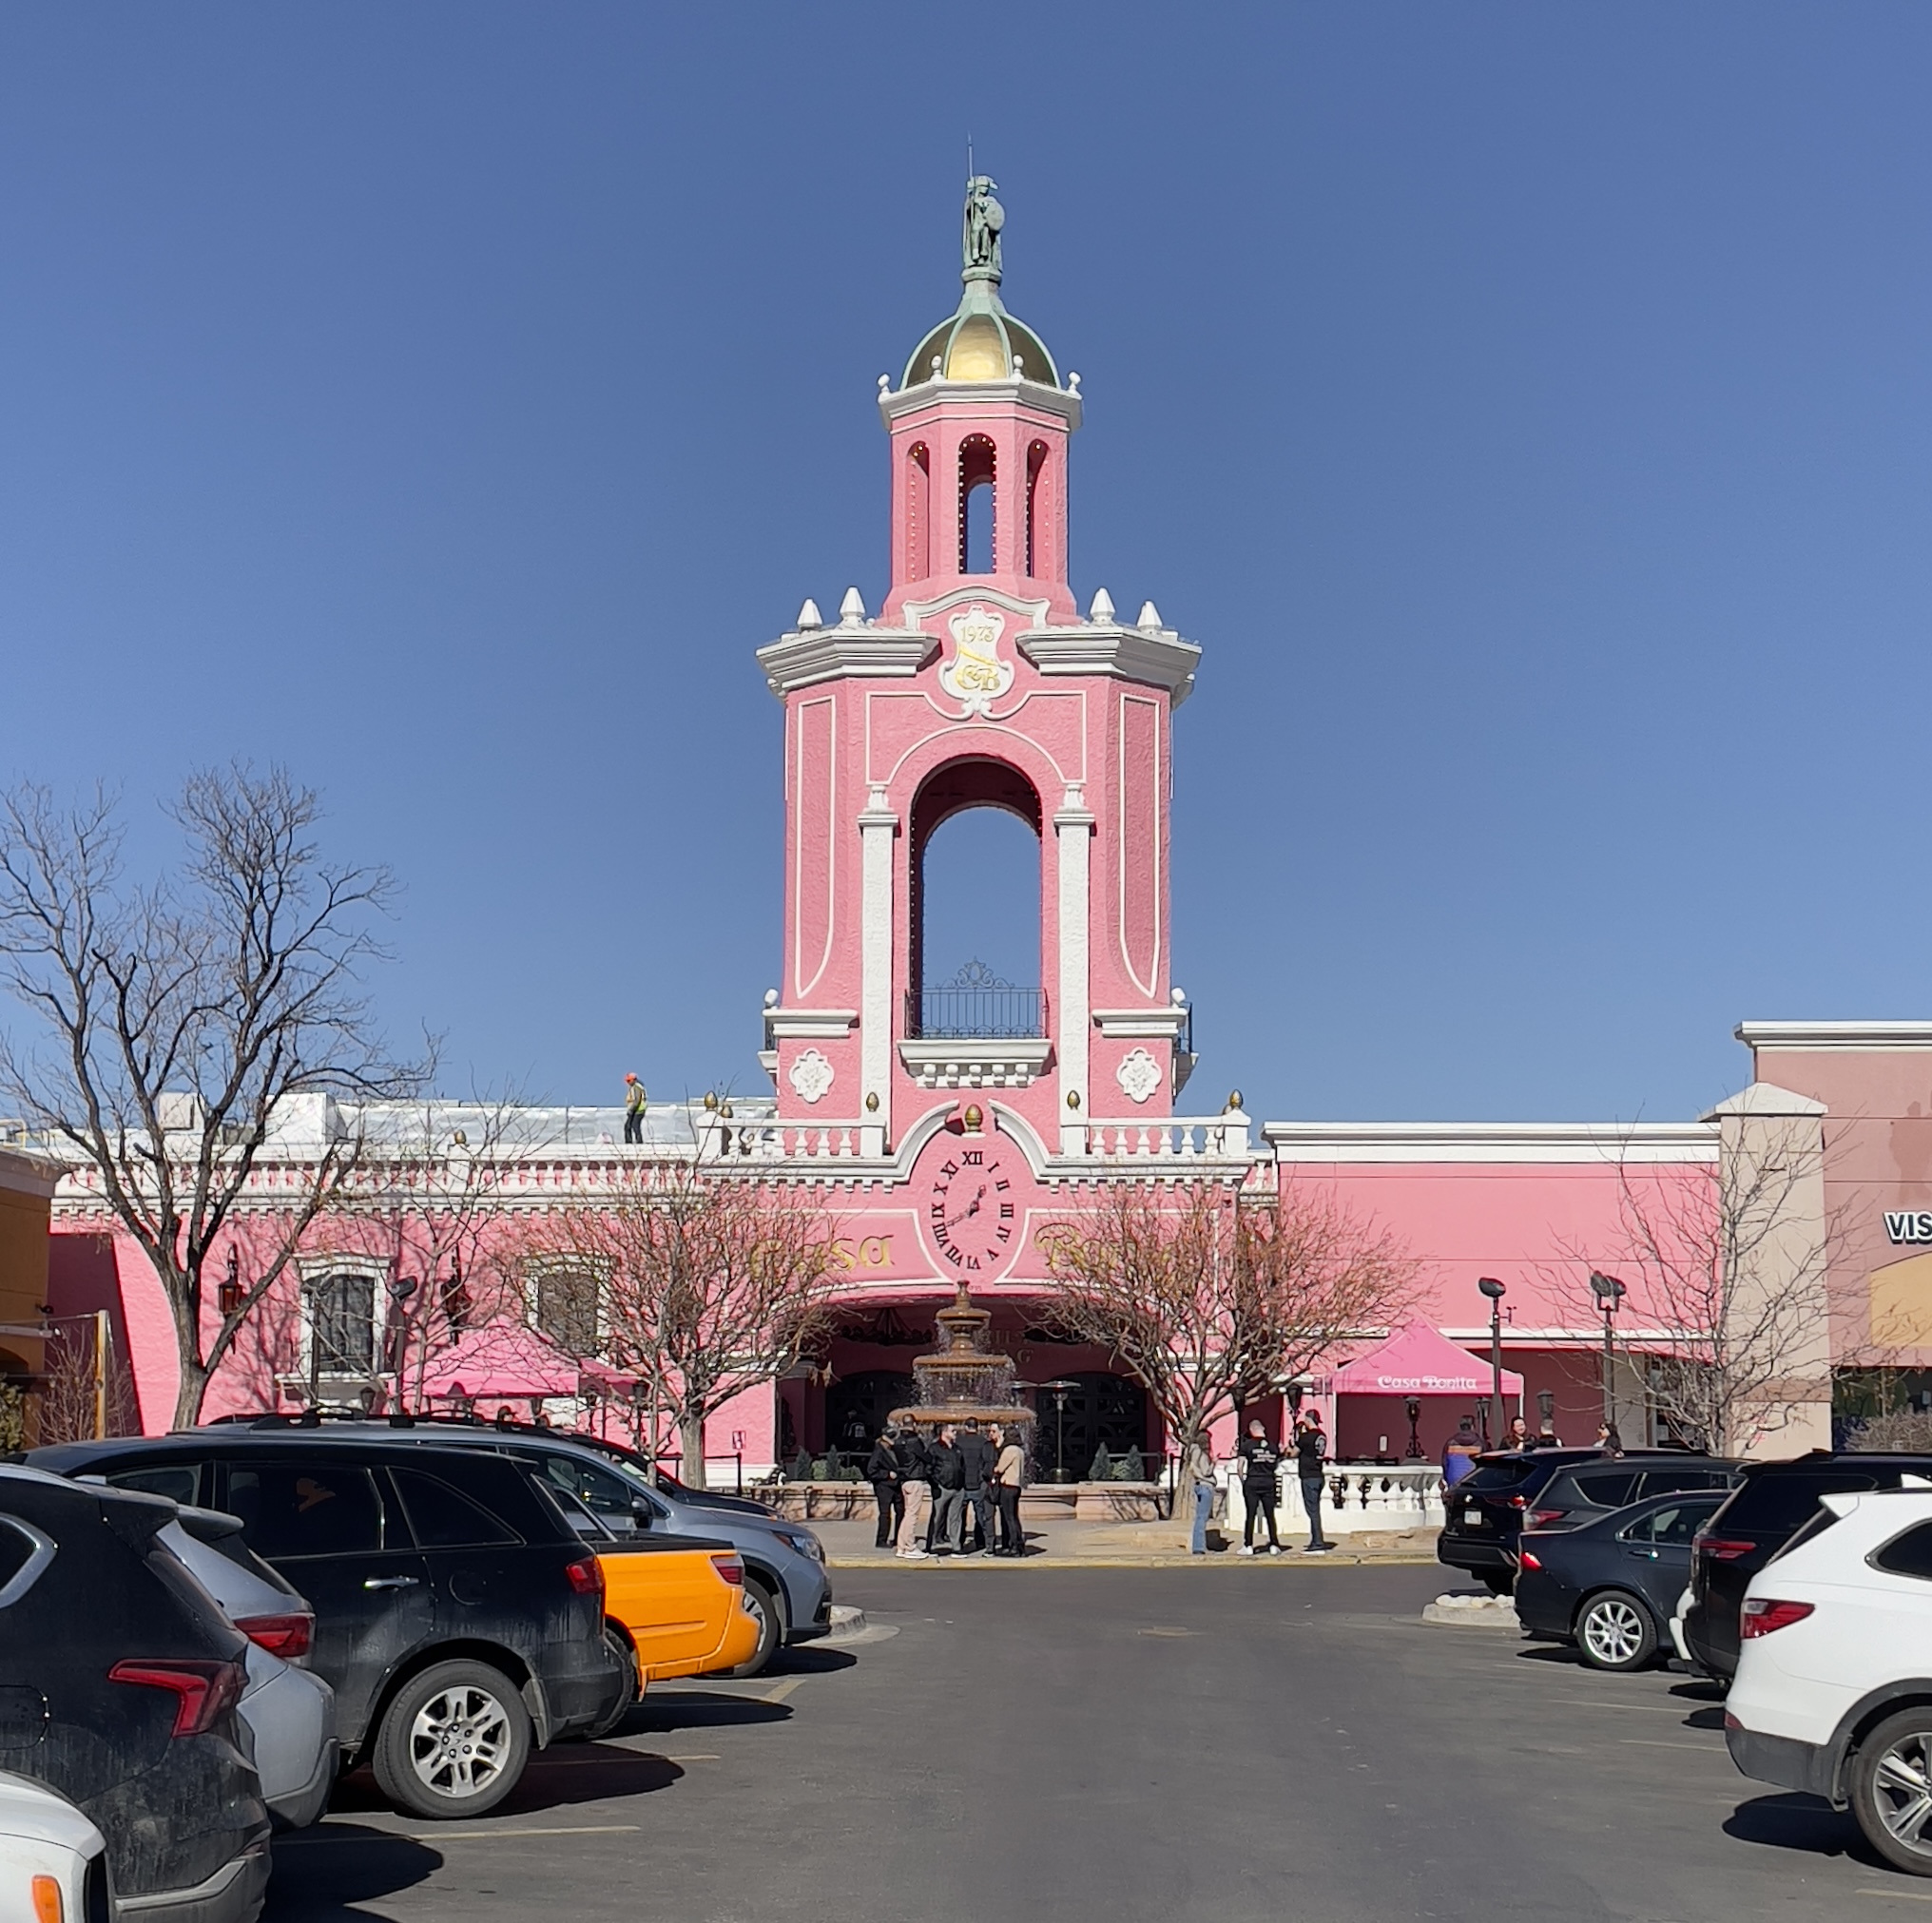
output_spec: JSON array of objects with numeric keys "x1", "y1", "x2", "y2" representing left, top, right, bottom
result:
[
  {"x1": 1330, "y1": 1320, "x2": 1523, "y2": 1397},
  {"x1": 418, "y1": 1319, "x2": 583, "y2": 1401}
]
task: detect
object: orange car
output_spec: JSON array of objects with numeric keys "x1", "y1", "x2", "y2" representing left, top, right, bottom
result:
[{"x1": 594, "y1": 1536, "x2": 760, "y2": 1721}]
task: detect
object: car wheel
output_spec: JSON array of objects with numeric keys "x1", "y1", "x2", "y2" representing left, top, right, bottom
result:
[
  {"x1": 1575, "y1": 1591, "x2": 1658, "y2": 1671},
  {"x1": 372, "y1": 1660, "x2": 531, "y2": 1819},
  {"x1": 1852, "y1": 1709, "x2": 1932, "y2": 1875},
  {"x1": 1479, "y1": 1569, "x2": 1514, "y2": 1597},
  {"x1": 726, "y1": 1578, "x2": 782, "y2": 1679},
  {"x1": 584, "y1": 1625, "x2": 638, "y2": 1740}
]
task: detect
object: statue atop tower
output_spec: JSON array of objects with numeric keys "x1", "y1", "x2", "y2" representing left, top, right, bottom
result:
[{"x1": 962, "y1": 175, "x2": 1004, "y2": 281}]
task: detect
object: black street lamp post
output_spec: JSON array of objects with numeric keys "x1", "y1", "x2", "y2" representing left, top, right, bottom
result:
[
  {"x1": 1403, "y1": 1394, "x2": 1422, "y2": 1461},
  {"x1": 1477, "y1": 1277, "x2": 1506, "y2": 1446},
  {"x1": 1041, "y1": 1379, "x2": 1076, "y2": 1484},
  {"x1": 1589, "y1": 1272, "x2": 1628, "y2": 1431}
]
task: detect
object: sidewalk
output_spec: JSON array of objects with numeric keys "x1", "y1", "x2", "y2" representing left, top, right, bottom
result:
[{"x1": 813, "y1": 1515, "x2": 1441, "y2": 1568}]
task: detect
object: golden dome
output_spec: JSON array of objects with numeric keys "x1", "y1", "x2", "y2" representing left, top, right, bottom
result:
[{"x1": 901, "y1": 286, "x2": 1060, "y2": 390}]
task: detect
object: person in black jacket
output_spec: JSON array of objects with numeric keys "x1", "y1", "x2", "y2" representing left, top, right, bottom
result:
[
  {"x1": 929, "y1": 1424, "x2": 968, "y2": 1553},
  {"x1": 956, "y1": 1418, "x2": 995, "y2": 1554},
  {"x1": 865, "y1": 1427, "x2": 904, "y2": 1548},
  {"x1": 1237, "y1": 1416, "x2": 1283, "y2": 1555},
  {"x1": 1293, "y1": 1408, "x2": 1332, "y2": 1551}
]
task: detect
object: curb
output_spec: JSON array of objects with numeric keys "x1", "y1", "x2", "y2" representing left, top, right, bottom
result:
[
  {"x1": 823, "y1": 1603, "x2": 868, "y2": 1638},
  {"x1": 1421, "y1": 1594, "x2": 1520, "y2": 1628}
]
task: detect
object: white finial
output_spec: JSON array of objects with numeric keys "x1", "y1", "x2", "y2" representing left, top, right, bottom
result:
[
  {"x1": 839, "y1": 586, "x2": 866, "y2": 625},
  {"x1": 763, "y1": 988, "x2": 780, "y2": 1009},
  {"x1": 1137, "y1": 601, "x2": 1163, "y2": 630},
  {"x1": 1068, "y1": 371, "x2": 1082, "y2": 394},
  {"x1": 877, "y1": 374, "x2": 891, "y2": 395},
  {"x1": 1088, "y1": 587, "x2": 1115, "y2": 625},
  {"x1": 931, "y1": 355, "x2": 943, "y2": 379},
  {"x1": 1011, "y1": 353, "x2": 1023, "y2": 378},
  {"x1": 1170, "y1": 987, "x2": 1187, "y2": 1006},
  {"x1": 797, "y1": 598, "x2": 823, "y2": 630}
]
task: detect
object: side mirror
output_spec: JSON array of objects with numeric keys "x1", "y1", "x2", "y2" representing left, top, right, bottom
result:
[{"x1": 629, "y1": 1498, "x2": 654, "y2": 1530}]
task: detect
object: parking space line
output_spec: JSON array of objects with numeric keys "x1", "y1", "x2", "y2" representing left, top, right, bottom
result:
[
  {"x1": 415, "y1": 1824, "x2": 643, "y2": 1841},
  {"x1": 1618, "y1": 1738, "x2": 1722, "y2": 1751},
  {"x1": 1859, "y1": 1889, "x2": 1932, "y2": 1903},
  {"x1": 1552, "y1": 1698, "x2": 1693, "y2": 1714}
]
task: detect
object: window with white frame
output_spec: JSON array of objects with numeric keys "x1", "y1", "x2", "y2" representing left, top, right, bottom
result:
[
  {"x1": 307, "y1": 1269, "x2": 380, "y2": 1376},
  {"x1": 527, "y1": 1261, "x2": 603, "y2": 1356}
]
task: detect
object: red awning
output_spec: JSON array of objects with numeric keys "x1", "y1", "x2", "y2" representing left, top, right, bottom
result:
[{"x1": 1329, "y1": 1320, "x2": 1524, "y2": 1397}]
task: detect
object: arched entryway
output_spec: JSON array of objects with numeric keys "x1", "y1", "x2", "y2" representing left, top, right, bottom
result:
[
  {"x1": 1032, "y1": 1373, "x2": 1150, "y2": 1483},
  {"x1": 823, "y1": 1369, "x2": 918, "y2": 1466}
]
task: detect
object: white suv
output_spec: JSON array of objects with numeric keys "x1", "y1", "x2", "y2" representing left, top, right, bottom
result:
[{"x1": 1726, "y1": 1487, "x2": 1932, "y2": 1875}]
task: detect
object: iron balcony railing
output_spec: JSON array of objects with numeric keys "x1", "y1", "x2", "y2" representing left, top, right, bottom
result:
[{"x1": 907, "y1": 981, "x2": 1048, "y2": 1040}]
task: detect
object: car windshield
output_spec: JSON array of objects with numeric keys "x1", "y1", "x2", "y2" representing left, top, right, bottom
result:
[{"x1": 1716, "y1": 1468, "x2": 1883, "y2": 1535}]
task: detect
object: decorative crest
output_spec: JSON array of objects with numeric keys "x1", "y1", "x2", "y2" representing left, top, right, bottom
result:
[{"x1": 937, "y1": 603, "x2": 1014, "y2": 716}]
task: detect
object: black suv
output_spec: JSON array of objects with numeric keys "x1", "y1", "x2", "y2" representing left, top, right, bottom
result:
[
  {"x1": 33, "y1": 1433, "x2": 628, "y2": 1818},
  {"x1": 1684, "y1": 1451, "x2": 1932, "y2": 1681},
  {"x1": 1437, "y1": 1449, "x2": 1736, "y2": 1591},
  {"x1": 0, "y1": 1465, "x2": 269, "y2": 1922}
]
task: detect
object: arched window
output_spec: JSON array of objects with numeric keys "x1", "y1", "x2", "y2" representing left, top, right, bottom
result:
[
  {"x1": 904, "y1": 442, "x2": 930, "y2": 580},
  {"x1": 1026, "y1": 441, "x2": 1049, "y2": 577},
  {"x1": 908, "y1": 758, "x2": 1043, "y2": 1037},
  {"x1": 308, "y1": 1270, "x2": 377, "y2": 1376},
  {"x1": 527, "y1": 1260, "x2": 603, "y2": 1356},
  {"x1": 958, "y1": 435, "x2": 996, "y2": 573}
]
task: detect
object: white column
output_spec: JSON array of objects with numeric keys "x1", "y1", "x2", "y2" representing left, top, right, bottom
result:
[
  {"x1": 1054, "y1": 784, "x2": 1095, "y2": 1155},
  {"x1": 858, "y1": 785, "x2": 898, "y2": 1156}
]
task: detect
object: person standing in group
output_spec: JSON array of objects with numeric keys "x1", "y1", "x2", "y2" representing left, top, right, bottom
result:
[
  {"x1": 956, "y1": 1418, "x2": 995, "y2": 1555},
  {"x1": 1502, "y1": 1415, "x2": 1535, "y2": 1452},
  {"x1": 622, "y1": 1073, "x2": 647, "y2": 1144},
  {"x1": 988, "y1": 1422, "x2": 1027, "y2": 1557},
  {"x1": 1293, "y1": 1408, "x2": 1332, "y2": 1552},
  {"x1": 929, "y1": 1423, "x2": 968, "y2": 1553},
  {"x1": 1184, "y1": 1433, "x2": 1218, "y2": 1557},
  {"x1": 1442, "y1": 1414, "x2": 1483, "y2": 1488},
  {"x1": 1237, "y1": 1416, "x2": 1283, "y2": 1555},
  {"x1": 896, "y1": 1425, "x2": 934, "y2": 1560},
  {"x1": 1595, "y1": 1422, "x2": 1625, "y2": 1458},
  {"x1": 865, "y1": 1426, "x2": 904, "y2": 1549}
]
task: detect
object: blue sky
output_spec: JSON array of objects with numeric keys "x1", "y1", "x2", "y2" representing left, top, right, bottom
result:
[{"x1": 3, "y1": 5, "x2": 1931, "y2": 1124}]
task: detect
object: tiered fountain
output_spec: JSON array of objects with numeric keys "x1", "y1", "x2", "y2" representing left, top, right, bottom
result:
[{"x1": 889, "y1": 1284, "x2": 1037, "y2": 1443}]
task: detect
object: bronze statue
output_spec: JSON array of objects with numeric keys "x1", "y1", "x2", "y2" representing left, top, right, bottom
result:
[{"x1": 963, "y1": 175, "x2": 1004, "y2": 279}]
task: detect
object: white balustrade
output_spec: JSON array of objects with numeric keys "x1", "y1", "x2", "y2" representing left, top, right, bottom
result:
[{"x1": 1220, "y1": 1461, "x2": 1445, "y2": 1537}]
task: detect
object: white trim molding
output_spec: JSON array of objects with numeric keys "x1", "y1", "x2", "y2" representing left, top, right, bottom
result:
[
  {"x1": 1020, "y1": 622, "x2": 1201, "y2": 708},
  {"x1": 1261, "y1": 1119, "x2": 1719, "y2": 1164},
  {"x1": 757, "y1": 626, "x2": 931, "y2": 700},
  {"x1": 898, "y1": 1038, "x2": 1053, "y2": 1090},
  {"x1": 765, "y1": 1009, "x2": 858, "y2": 1041},
  {"x1": 1737, "y1": 1021, "x2": 1932, "y2": 1051},
  {"x1": 1092, "y1": 1007, "x2": 1190, "y2": 1040}
]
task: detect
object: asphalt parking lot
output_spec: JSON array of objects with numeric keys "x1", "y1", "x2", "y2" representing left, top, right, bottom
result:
[{"x1": 267, "y1": 1564, "x2": 1929, "y2": 1923}]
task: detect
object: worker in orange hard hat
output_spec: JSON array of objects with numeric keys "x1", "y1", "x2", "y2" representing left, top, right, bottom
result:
[{"x1": 623, "y1": 1073, "x2": 647, "y2": 1144}]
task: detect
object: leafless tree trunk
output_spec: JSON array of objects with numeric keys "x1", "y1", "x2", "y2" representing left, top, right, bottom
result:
[
  {"x1": 1569, "y1": 1117, "x2": 1840, "y2": 1456},
  {"x1": 514, "y1": 1157, "x2": 841, "y2": 1488},
  {"x1": 0, "y1": 769, "x2": 428, "y2": 1427},
  {"x1": 1040, "y1": 1179, "x2": 1416, "y2": 1531},
  {"x1": 34, "y1": 1321, "x2": 138, "y2": 1444}
]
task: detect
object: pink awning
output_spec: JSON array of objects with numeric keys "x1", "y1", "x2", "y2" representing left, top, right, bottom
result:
[
  {"x1": 1330, "y1": 1320, "x2": 1523, "y2": 1397},
  {"x1": 418, "y1": 1319, "x2": 583, "y2": 1400}
]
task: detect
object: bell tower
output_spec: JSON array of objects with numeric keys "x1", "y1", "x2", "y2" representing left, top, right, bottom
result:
[{"x1": 757, "y1": 182, "x2": 1202, "y2": 1163}]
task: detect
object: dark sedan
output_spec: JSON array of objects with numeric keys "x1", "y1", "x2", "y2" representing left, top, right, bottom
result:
[{"x1": 1516, "y1": 1489, "x2": 1729, "y2": 1671}]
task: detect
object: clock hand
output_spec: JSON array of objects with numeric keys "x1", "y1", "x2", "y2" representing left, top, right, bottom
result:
[{"x1": 945, "y1": 1184, "x2": 987, "y2": 1228}]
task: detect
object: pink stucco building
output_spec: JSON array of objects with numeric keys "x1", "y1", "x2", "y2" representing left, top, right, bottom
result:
[{"x1": 40, "y1": 187, "x2": 1910, "y2": 1477}]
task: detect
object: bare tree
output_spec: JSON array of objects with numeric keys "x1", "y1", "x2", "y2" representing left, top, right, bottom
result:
[
  {"x1": 0, "y1": 769, "x2": 427, "y2": 1427},
  {"x1": 1571, "y1": 1116, "x2": 1839, "y2": 1455},
  {"x1": 302, "y1": 1090, "x2": 536, "y2": 1412},
  {"x1": 34, "y1": 1321, "x2": 138, "y2": 1444},
  {"x1": 1040, "y1": 1179, "x2": 1417, "y2": 1470},
  {"x1": 516, "y1": 1158, "x2": 841, "y2": 1487}
]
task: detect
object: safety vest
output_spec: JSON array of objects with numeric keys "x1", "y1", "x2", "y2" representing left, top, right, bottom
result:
[{"x1": 625, "y1": 1083, "x2": 647, "y2": 1115}]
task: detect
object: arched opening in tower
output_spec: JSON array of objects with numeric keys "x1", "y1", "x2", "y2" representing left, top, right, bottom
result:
[
  {"x1": 958, "y1": 435, "x2": 996, "y2": 574},
  {"x1": 908, "y1": 757, "x2": 1043, "y2": 1039}
]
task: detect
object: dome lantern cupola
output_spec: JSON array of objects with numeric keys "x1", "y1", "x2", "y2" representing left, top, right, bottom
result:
[
  {"x1": 898, "y1": 177, "x2": 1062, "y2": 391},
  {"x1": 878, "y1": 178, "x2": 1081, "y2": 625}
]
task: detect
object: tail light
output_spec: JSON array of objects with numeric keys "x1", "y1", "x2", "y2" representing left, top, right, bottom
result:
[
  {"x1": 1696, "y1": 1535, "x2": 1756, "y2": 1562},
  {"x1": 1526, "y1": 1509, "x2": 1569, "y2": 1528},
  {"x1": 709, "y1": 1553, "x2": 744, "y2": 1586},
  {"x1": 1508, "y1": 1495, "x2": 1526, "y2": 1510},
  {"x1": 108, "y1": 1659, "x2": 244, "y2": 1738},
  {"x1": 1741, "y1": 1597, "x2": 1815, "y2": 1639},
  {"x1": 232, "y1": 1612, "x2": 312, "y2": 1661},
  {"x1": 31, "y1": 1875, "x2": 61, "y2": 1923},
  {"x1": 1518, "y1": 1549, "x2": 1542, "y2": 1571},
  {"x1": 564, "y1": 1557, "x2": 604, "y2": 1600}
]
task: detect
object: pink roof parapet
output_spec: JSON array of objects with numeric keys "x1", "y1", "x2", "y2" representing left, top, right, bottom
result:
[
  {"x1": 1330, "y1": 1320, "x2": 1524, "y2": 1397},
  {"x1": 418, "y1": 1319, "x2": 584, "y2": 1400}
]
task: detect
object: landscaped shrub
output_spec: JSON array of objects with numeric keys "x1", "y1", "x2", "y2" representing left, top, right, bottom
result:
[{"x1": 1088, "y1": 1444, "x2": 1111, "y2": 1482}]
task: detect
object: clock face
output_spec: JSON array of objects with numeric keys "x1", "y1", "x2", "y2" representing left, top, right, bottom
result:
[{"x1": 917, "y1": 1129, "x2": 1024, "y2": 1279}]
